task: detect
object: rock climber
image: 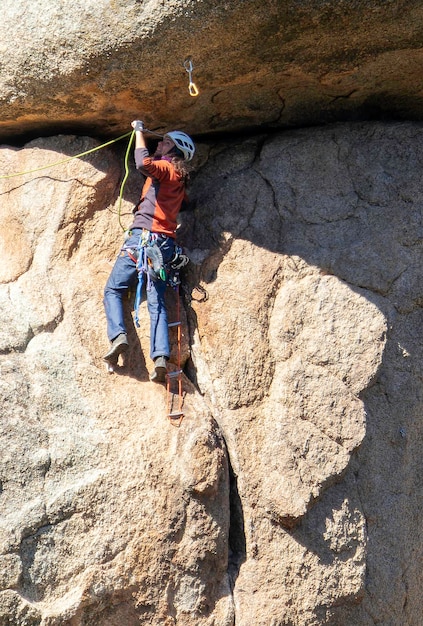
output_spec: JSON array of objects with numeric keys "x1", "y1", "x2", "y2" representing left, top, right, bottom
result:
[{"x1": 103, "y1": 120, "x2": 195, "y2": 381}]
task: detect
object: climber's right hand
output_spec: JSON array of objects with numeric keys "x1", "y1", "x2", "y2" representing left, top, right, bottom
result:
[{"x1": 132, "y1": 120, "x2": 144, "y2": 132}]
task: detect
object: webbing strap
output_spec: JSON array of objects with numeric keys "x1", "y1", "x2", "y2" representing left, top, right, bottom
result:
[
  {"x1": 134, "y1": 239, "x2": 151, "y2": 328},
  {"x1": 133, "y1": 253, "x2": 144, "y2": 327},
  {"x1": 166, "y1": 285, "x2": 184, "y2": 426}
]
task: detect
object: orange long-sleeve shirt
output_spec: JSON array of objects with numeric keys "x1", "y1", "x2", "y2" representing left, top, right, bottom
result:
[{"x1": 130, "y1": 148, "x2": 186, "y2": 238}]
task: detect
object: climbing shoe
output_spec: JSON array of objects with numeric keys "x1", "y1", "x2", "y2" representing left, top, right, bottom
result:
[
  {"x1": 150, "y1": 356, "x2": 168, "y2": 383},
  {"x1": 103, "y1": 333, "x2": 129, "y2": 363}
]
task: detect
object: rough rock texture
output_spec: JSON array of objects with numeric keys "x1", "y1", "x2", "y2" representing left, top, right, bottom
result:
[
  {"x1": 0, "y1": 137, "x2": 232, "y2": 625},
  {"x1": 1, "y1": 0, "x2": 423, "y2": 141},
  {"x1": 0, "y1": 121, "x2": 422, "y2": 624},
  {"x1": 184, "y1": 121, "x2": 423, "y2": 625}
]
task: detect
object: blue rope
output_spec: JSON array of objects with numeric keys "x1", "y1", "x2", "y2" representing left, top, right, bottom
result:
[
  {"x1": 134, "y1": 235, "x2": 157, "y2": 327},
  {"x1": 134, "y1": 239, "x2": 147, "y2": 327}
]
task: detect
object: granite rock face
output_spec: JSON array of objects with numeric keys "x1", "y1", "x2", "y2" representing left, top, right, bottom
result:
[
  {"x1": 0, "y1": 121, "x2": 422, "y2": 624},
  {"x1": 0, "y1": 136, "x2": 231, "y2": 625},
  {"x1": 1, "y1": 1, "x2": 423, "y2": 141},
  {"x1": 185, "y1": 121, "x2": 422, "y2": 625}
]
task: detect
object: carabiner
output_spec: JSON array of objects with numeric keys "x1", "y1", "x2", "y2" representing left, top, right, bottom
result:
[{"x1": 188, "y1": 82, "x2": 199, "y2": 97}]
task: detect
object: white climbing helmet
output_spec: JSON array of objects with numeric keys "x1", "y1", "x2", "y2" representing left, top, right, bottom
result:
[{"x1": 165, "y1": 131, "x2": 195, "y2": 161}]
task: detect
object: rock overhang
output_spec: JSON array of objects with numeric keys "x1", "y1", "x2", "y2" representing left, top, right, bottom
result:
[{"x1": 0, "y1": 0, "x2": 423, "y2": 144}]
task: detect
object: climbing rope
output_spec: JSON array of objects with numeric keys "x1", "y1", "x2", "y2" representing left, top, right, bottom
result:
[
  {"x1": 117, "y1": 130, "x2": 135, "y2": 231},
  {"x1": 0, "y1": 131, "x2": 133, "y2": 180}
]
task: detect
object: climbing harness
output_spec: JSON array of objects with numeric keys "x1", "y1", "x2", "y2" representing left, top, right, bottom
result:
[
  {"x1": 123, "y1": 230, "x2": 166, "y2": 326},
  {"x1": 126, "y1": 230, "x2": 189, "y2": 327},
  {"x1": 166, "y1": 284, "x2": 184, "y2": 427},
  {"x1": 184, "y1": 58, "x2": 199, "y2": 97}
]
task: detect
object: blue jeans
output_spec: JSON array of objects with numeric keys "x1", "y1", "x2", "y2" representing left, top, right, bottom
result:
[{"x1": 103, "y1": 230, "x2": 175, "y2": 360}]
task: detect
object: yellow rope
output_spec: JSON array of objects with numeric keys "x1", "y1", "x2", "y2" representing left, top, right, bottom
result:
[
  {"x1": 0, "y1": 129, "x2": 137, "y2": 232},
  {"x1": 0, "y1": 131, "x2": 133, "y2": 179},
  {"x1": 117, "y1": 130, "x2": 135, "y2": 231}
]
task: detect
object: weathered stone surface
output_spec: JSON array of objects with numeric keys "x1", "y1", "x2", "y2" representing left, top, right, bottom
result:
[
  {"x1": 1, "y1": 1, "x2": 423, "y2": 141},
  {"x1": 184, "y1": 121, "x2": 422, "y2": 624},
  {"x1": 0, "y1": 139, "x2": 231, "y2": 625},
  {"x1": 0, "y1": 121, "x2": 422, "y2": 624}
]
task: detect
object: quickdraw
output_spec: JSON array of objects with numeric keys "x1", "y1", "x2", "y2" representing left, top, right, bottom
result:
[{"x1": 184, "y1": 57, "x2": 199, "y2": 97}]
